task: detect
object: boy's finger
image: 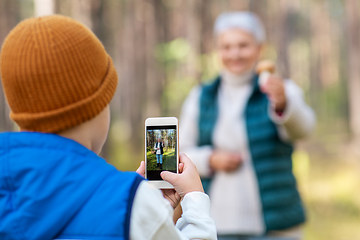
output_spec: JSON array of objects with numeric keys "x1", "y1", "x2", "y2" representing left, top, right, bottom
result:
[
  {"x1": 179, "y1": 153, "x2": 193, "y2": 166},
  {"x1": 161, "y1": 171, "x2": 178, "y2": 184},
  {"x1": 136, "y1": 161, "x2": 145, "y2": 177},
  {"x1": 178, "y1": 163, "x2": 184, "y2": 173}
]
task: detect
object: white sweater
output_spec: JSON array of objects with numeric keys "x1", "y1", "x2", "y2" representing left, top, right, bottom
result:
[
  {"x1": 130, "y1": 182, "x2": 217, "y2": 240},
  {"x1": 179, "y1": 71, "x2": 316, "y2": 235}
]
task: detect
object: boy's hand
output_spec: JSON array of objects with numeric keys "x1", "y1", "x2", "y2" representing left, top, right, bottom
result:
[
  {"x1": 135, "y1": 160, "x2": 184, "y2": 209},
  {"x1": 261, "y1": 76, "x2": 287, "y2": 112},
  {"x1": 210, "y1": 151, "x2": 242, "y2": 172},
  {"x1": 161, "y1": 153, "x2": 204, "y2": 198},
  {"x1": 161, "y1": 162, "x2": 184, "y2": 209}
]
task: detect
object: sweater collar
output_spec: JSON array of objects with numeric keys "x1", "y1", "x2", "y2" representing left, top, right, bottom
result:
[{"x1": 221, "y1": 69, "x2": 254, "y2": 87}]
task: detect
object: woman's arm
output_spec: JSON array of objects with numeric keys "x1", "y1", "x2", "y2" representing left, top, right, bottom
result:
[{"x1": 269, "y1": 79, "x2": 316, "y2": 141}]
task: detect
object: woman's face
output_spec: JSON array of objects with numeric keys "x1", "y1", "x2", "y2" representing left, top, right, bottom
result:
[{"x1": 217, "y1": 28, "x2": 262, "y2": 75}]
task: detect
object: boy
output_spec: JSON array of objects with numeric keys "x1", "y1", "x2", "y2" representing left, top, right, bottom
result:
[{"x1": 0, "y1": 15, "x2": 216, "y2": 240}]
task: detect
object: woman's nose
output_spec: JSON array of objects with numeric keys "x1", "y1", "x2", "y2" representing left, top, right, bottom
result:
[{"x1": 228, "y1": 48, "x2": 242, "y2": 60}]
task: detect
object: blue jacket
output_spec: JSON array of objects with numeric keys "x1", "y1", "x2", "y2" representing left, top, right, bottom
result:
[{"x1": 0, "y1": 132, "x2": 143, "y2": 240}]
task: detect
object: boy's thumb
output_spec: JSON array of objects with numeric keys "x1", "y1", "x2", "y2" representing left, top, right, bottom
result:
[{"x1": 161, "y1": 171, "x2": 178, "y2": 184}]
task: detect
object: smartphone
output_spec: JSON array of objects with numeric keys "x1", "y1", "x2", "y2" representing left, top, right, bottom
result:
[{"x1": 145, "y1": 117, "x2": 179, "y2": 189}]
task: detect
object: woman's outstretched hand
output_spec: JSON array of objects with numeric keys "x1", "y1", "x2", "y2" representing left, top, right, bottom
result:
[{"x1": 261, "y1": 75, "x2": 287, "y2": 112}]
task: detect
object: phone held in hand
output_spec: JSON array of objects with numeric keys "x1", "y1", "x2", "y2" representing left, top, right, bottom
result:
[{"x1": 145, "y1": 117, "x2": 179, "y2": 189}]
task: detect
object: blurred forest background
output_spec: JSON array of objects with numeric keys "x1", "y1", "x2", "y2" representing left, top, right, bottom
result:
[
  {"x1": 0, "y1": 0, "x2": 360, "y2": 239},
  {"x1": 147, "y1": 129, "x2": 176, "y2": 153}
]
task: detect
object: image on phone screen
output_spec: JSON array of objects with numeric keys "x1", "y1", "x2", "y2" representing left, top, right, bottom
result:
[{"x1": 146, "y1": 125, "x2": 177, "y2": 180}]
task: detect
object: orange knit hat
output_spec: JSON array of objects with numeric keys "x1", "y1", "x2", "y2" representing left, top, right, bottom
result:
[{"x1": 0, "y1": 15, "x2": 117, "y2": 133}]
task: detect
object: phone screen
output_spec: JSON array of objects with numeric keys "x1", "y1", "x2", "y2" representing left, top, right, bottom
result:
[{"x1": 146, "y1": 125, "x2": 177, "y2": 180}]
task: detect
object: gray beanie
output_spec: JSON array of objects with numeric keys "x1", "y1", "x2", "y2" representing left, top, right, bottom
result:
[{"x1": 214, "y1": 11, "x2": 265, "y2": 43}]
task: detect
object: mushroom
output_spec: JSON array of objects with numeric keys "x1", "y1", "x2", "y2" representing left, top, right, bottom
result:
[{"x1": 256, "y1": 60, "x2": 276, "y2": 88}]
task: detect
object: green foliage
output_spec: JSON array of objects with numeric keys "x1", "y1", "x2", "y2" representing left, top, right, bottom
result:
[
  {"x1": 162, "y1": 77, "x2": 195, "y2": 116},
  {"x1": 199, "y1": 52, "x2": 221, "y2": 83},
  {"x1": 157, "y1": 38, "x2": 222, "y2": 116},
  {"x1": 155, "y1": 38, "x2": 191, "y2": 63}
]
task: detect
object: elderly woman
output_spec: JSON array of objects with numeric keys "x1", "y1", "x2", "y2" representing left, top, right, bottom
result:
[{"x1": 180, "y1": 12, "x2": 315, "y2": 239}]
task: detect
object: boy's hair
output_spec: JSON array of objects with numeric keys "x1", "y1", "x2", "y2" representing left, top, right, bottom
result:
[{"x1": 0, "y1": 15, "x2": 117, "y2": 133}]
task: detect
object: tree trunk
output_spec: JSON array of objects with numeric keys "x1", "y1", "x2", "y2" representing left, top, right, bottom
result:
[
  {"x1": 71, "y1": 0, "x2": 92, "y2": 28},
  {"x1": 275, "y1": 0, "x2": 290, "y2": 78},
  {"x1": 345, "y1": 0, "x2": 360, "y2": 141},
  {"x1": 145, "y1": 0, "x2": 167, "y2": 117},
  {"x1": 118, "y1": 0, "x2": 147, "y2": 148},
  {"x1": 0, "y1": 0, "x2": 19, "y2": 132}
]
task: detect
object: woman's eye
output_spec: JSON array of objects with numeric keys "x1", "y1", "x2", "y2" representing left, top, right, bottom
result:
[{"x1": 222, "y1": 45, "x2": 230, "y2": 50}]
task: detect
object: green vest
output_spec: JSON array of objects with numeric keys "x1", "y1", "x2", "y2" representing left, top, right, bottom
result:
[{"x1": 198, "y1": 75, "x2": 305, "y2": 231}]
